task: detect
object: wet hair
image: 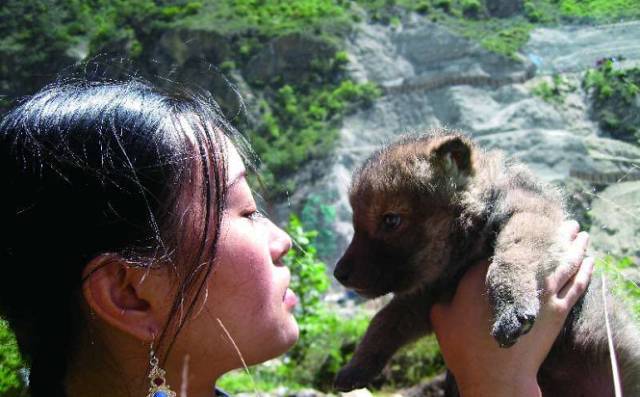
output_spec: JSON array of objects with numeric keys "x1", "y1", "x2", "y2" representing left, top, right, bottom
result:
[{"x1": 0, "y1": 78, "x2": 248, "y2": 396}]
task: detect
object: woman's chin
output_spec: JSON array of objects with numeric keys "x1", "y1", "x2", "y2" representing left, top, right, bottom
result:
[
  {"x1": 247, "y1": 323, "x2": 299, "y2": 366},
  {"x1": 281, "y1": 316, "x2": 300, "y2": 348},
  {"x1": 275, "y1": 318, "x2": 300, "y2": 356}
]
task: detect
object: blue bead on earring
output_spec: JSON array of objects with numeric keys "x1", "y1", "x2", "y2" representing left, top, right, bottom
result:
[{"x1": 146, "y1": 344, "x2": 176, "y2": 397}]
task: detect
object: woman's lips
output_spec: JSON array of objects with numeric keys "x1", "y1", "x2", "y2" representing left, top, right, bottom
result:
[{"x1": 283, "y1": 288, "x2": 298, "y2": 309}]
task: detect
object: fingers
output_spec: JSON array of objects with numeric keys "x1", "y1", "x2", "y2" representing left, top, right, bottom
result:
[
  {"x1": 547, "y1": 231, "x2": 590, "y2": 292},
  {"x1": 556, "y1": 256, "x2": 594, "y2": 303},
  {"x1": 559, "y1": 220, "x2": 580, "y2": 242}
]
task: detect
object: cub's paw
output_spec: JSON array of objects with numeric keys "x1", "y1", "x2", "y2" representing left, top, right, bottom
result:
[
  {"x1": 491, "y1": 305, "x2": 537, "y2": 348},
  {"x1": 334, "y1": 361, "x2": 383, "y2": 392}
]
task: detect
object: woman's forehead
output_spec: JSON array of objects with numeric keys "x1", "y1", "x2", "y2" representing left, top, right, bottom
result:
[{"x1": 226, "y1": 140, "x2": 246, "y2": 185}]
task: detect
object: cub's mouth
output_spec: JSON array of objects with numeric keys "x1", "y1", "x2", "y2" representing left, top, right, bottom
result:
[{"x1": 349, "y1": 281, "x2": 395, "y2": 299}]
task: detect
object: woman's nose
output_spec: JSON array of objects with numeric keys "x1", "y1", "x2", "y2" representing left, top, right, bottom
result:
[{"x1": 269, "y1": 221, "x2": 292, "y2": 264}]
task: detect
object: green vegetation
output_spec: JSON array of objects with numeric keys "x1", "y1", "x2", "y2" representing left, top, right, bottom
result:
[
  {"x1": 383, "y1": 335, "x2": 445, "y2": 389},
  {"x1": 596, "y1": 257, "x2": 640, "y2": 321},
  {"x1": 0, "y1": 320, "x2": 25, "y2": 397},
  {"x1": 178, "y1": 0, "x2": 352, "y2": 37},
  {"x1": 251, "y1": 79, "x2": 380, "y2": 197},
  {"x1": 512, "y1": 0, "x2": 640, "y2": 24},
  {"x1": 0, "y1": 0, "x2": 202, "y2": 98},
  {"x1": 301, "y1": 194, "x2": 339, "y2": 260},
  {"x1": 357, "y1": 0, "x2": 640, "y2": 58},
  {"x1": 479, "y1": 23, "x2": 533, "y2": 59},
  {"x1": 532, "y1": 74, "x2": 576, "y2": 104},
  {"x1": 559, "y1": 0, "x2": 640, "y2": 21},
  {"x1": 583, "y1": 59, "x2": 640, "y2": 143}
]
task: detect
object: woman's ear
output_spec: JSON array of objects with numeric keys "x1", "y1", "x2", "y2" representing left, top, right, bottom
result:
[{"x1": 82, "y1": 255, "x2": 170, "y2": 342}]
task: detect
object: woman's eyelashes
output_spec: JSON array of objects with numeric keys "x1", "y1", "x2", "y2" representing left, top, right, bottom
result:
[{"x1": 242, "y1": 207, "x2": 263, "y2": 221}]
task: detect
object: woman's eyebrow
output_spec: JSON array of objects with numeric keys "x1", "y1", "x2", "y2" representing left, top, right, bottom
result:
[{"x1": 227, "y1": 171, "x2": 247, "y2": 188}]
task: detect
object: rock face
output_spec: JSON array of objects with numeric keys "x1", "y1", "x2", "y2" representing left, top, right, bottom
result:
[
  {"x1": 244, "y1": 33, "x2": 337, "y2": 85},
  {"x1": 141, "y1": 27, "x2": 248, "y2": 120},
  {"x1": 150, "y1": 28, "x2": 231, "y2": 69},
  {"x1": 290, "y1": 17, "x2": 640, "y2": 267},
  {"x1": 589, "y1": 181, "x2": 640, "y2": 261},
  {"x1": 522, "y1": 21, "x2": 640, "y2": 74},
  {"x1": 347, "y1": 19, "x2": 534, "y2": 92}
]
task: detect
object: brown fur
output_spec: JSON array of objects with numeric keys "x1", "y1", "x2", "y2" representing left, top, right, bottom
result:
[{"x1": 333, "y1": 130, "x2": 640, "y2": 395}]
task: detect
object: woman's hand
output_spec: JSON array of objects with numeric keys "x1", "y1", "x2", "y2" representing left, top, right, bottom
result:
[{"x1": 429, "y1": 221, "x2": 594, "y2": 397}]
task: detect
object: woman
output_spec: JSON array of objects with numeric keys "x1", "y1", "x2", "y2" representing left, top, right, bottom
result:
[{"x1": 0, "y1": 78, "x2": 591, "y2": 397}]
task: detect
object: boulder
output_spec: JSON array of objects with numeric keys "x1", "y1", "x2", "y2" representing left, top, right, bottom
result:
[{"x1": 589, "y1": 181, "x2": 640, "y2": 261}]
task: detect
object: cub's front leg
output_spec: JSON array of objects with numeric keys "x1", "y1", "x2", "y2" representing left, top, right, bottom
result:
[
  {"x1": 487, "y1": 212, "x2": 562, "y2": 348},
  {"x1": 334, "y1": 292, "x2": 432, "y2": 391}
]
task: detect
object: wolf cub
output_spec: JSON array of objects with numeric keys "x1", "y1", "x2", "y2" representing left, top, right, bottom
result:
[{"x1": 333, "y1": 131, "x2": 640, "y2": 395}]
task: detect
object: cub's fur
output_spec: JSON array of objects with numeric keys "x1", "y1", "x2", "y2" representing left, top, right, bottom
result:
[{"x1": 333, "y1": 131, "x2": 640, "y2": 396}]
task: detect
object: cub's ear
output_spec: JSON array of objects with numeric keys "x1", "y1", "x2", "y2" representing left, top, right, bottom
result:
[{"x1": 432, "y1": 135, "x2": 474, "y2": 176}]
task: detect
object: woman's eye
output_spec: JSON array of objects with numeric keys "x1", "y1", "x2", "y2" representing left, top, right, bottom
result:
[
  {"x1": 244, "y1": 209, "x2": 262, "y2": 220},
  {"x1": 382, "y1": 213, "x2": 402, "y2": 231}
]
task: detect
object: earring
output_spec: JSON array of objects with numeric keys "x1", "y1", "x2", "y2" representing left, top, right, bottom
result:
[{"x1": 146, "y1": 344, "x2": 176, "y2": 397}]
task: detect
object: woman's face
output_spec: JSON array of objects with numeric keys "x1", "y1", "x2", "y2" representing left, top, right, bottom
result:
[{"x1": 170, "y1": 142, "x2": 298, "y2": 381}]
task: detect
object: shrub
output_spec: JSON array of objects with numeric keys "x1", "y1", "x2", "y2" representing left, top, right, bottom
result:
[
  {"x1": 461, "y1": 0, "x2": 483, "y2": 18},
  {"x1": 532, "y1": 74, "x2": 575, "y2": 104},
  {"x1": 583, "y1": 59, "x2": 640, "y2": 143},
  {"x1": 480, "y1": 24, "x2": 533, "y2": 59},
  {"x1": 415, "y1": 1, "x2": 431, "y2": 14},
  {"x1": 434, "y1": 0, "x2": 452, "y2": 12}
]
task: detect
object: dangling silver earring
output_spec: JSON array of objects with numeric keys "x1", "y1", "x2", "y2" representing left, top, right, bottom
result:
[{"x1": 146, "y1": 344, "x2": 176, "y2": 397}]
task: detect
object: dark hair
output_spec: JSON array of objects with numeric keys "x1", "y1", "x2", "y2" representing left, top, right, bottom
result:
[{"x1": 0, "y1": 78, "x2": 246, "y2": 396}]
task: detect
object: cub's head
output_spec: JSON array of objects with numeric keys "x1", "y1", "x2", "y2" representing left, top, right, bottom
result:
[{"x1": 334, "y1": 133, "x2": 477, "y2": 298}]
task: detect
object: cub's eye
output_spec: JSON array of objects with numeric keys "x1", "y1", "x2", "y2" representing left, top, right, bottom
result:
[{"x1": 382, "y1": 213, "x2": 402, "y2": 231}]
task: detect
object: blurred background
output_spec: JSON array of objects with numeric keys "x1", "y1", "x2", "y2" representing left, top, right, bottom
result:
[{"x1": 1, "y1": 1, "x2": 639, "y2": 396}]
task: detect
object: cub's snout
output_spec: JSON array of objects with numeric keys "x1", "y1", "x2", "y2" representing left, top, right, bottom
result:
[
  {"x1": 333, "y1": 234, "x2": 398, "y2": 298},
  {"x1": 333, "y1": 252, "x2": 353, "y2": 286}
]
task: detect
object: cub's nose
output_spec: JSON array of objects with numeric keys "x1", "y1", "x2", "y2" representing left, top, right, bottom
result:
[{"x1": 333, "y1": 260, "x2": 352, "y2": 285}]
